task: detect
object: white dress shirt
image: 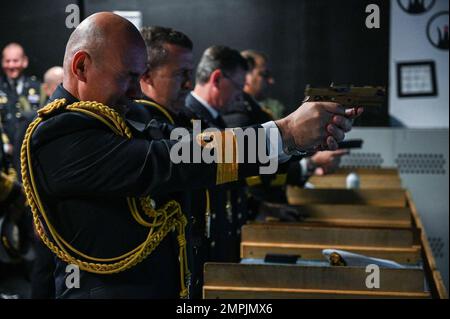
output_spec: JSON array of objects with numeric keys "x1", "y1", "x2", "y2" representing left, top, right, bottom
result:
[{"x1": 190, "y1": 91, "x2": 291, "y2": 164}]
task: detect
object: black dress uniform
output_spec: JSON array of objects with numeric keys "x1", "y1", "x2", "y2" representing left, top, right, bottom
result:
[
  {"x1": 0, "y1": 75, "x2": 41, "y2": 176},
  {"x1": 183, "y1": 93, "x2": 248, "y2": 266},
  {"x1": 128, "y1": 97, "x2": 237, "y2": 299},
  {"x1": 0, "y1": 122, "x2": 32, "y2": 299},
  {"x1": 127, "y1": 97, "x2": 206, "y2": 299},
  {"x1": 0, "y1": 122, "x2": 23, "y2": 229},
  {"x1": 0, "y1": 75, "x2": 41, "y2": 145},
  {"x1": 0, "y1": 82, "x2": 53, "y2": 297},
  {"x1": 0, "y1": 119, "x2": 29, "y2": 254},
  {"x1": 26, "y1": 85, "x2": 270, "y2": 299}
]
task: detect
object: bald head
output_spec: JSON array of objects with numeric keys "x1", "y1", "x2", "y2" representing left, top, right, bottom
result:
[
  {"x1": 2, "y1": 42, "x2": 28, "y2": 80},
  {"x1": 43, "y1": 66, "x2": 63, "y2": 97},
  {"x1": 62, "y1": 12, "x2": 147, "y2": 111},
  {"x1": 63, "y1": 12, "x2": 145, "y2": 74},
  {"x1": 2, "y1": 43, "x2": 25, "y2": 57}
]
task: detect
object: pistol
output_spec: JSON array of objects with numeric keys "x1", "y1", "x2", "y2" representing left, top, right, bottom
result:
[{"x1": 304, "y1": 84, "x2": 386, "y2": 108}]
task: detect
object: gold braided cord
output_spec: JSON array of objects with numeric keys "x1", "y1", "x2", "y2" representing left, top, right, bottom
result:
[
  {"x1": 135, "y1": 99, "x2": 175, "y2": 125},
  {"x1": 0, "y1": 168, "x2": 18, "y2": 202},
  {"x1": 21, "y1": 98, "x2": 190, "y2": 298},
  {"x1": 134, "y1": 99, "x2": 212, "y2": 243},
  {"x1": 204, "y1": 190, "x2": 211, "y2": 238}
]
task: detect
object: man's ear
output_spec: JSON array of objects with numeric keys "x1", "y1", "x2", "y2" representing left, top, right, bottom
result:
[
  {"x1": 22, "y1": 55, "x2": 29, "y2": 69},
  {"x1": 245, "y1": 72, "x2": 252, "y2": 86},
  {"x1": 210, "y1": 69, "x2": 222, "y2": 88},
  {"x1": 140, "y1": 70, "x2": 154, "y2": 86},
  {"x1": 42, "y1": 83, "x2": 50, "y2": 97},
  {"x1": 71, "y1": 51, "x2": 89, "y2": 82}
]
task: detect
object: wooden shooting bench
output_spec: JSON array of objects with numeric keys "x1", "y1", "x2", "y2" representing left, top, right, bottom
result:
[
  {"x1": 203, "y1": 263, "x2": 429, "y2": 298},
  {"x1": 203, "y1": 185, "x2": 447, "y2": 299},
  {"x1": 308, "y1": 168, "x2": 402, "y2": 189}
]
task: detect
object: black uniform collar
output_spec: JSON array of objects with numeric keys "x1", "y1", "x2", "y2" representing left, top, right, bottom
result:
[
  {"x1": 49, "y1": 84, "x2": 79, "y2": 105},
  {"x1": 141, "y1": 95, "x2": 178, "y2": 119},
  {"x1": 140, "y1": 95, "x2": 193, "y2": 128},
  {"x1": 141, "y1": 95, "x2": 159, "y2": 106},
  {"x1": 48, "y1": 85, "x2": 146, "y2": 135}
]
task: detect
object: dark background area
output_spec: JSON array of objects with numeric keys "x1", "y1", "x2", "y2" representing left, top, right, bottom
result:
[
  {"x1": 0, "y1": 0, "x2": 80, "y2": 78},
  {"x1": 0, "y1": 0, "x2": 390, "y2": 125}
]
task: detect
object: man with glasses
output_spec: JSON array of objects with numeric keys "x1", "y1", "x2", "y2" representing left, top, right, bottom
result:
[
  {"x1": 186, "y1": 45, "x2": 247, "y2": 127},
  {"x1": 221, "y1": 50, "x2": 275, "y2": 127},
  {"x1": 222, "y1": 50, "x2": 351, "y2": 207},
  {"x1": 183, "y1": 46, "x2": 249, "y2": 276}
]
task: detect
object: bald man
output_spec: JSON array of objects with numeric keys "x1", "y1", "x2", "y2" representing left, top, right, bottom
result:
[
  {"x1": 42, "y1": 66, "x2": 63, "y2": 105},
  {"x1": 23, "y1": 12, "x2": 360, "y2": 299},
  {"x1": 0, "y1": 43, "x2": 41, "y2": 147}
]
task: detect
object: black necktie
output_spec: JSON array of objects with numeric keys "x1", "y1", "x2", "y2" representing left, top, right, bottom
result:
[{"x1": 11, "y1": 79, "x2": 18, "y2": 94}]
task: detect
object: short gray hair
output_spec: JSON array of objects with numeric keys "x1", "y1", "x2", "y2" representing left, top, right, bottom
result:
[{"x1": 196, "y1": 45, "x2": 248, "y2": 85}]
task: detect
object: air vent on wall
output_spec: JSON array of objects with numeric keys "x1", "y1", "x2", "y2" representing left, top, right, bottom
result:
[
  {"x1": 340, "y1": 153, "x2": 384, "y2": 169},
  {"x1": 428, "y1": 236, "x2": 445, "y2": 259},
  {"x1": 395, "y1": 153, "x2": 446, "y2": 174}
]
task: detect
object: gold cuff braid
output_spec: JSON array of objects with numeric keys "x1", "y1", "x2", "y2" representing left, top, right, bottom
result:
[{"x1": 197, "y1": 130, "x2": 239, "y2": 185}]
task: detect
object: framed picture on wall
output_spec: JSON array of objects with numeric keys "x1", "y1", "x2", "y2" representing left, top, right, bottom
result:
[{"x1": 397, "y1": 61, "x2": 437, "y2": 97}]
